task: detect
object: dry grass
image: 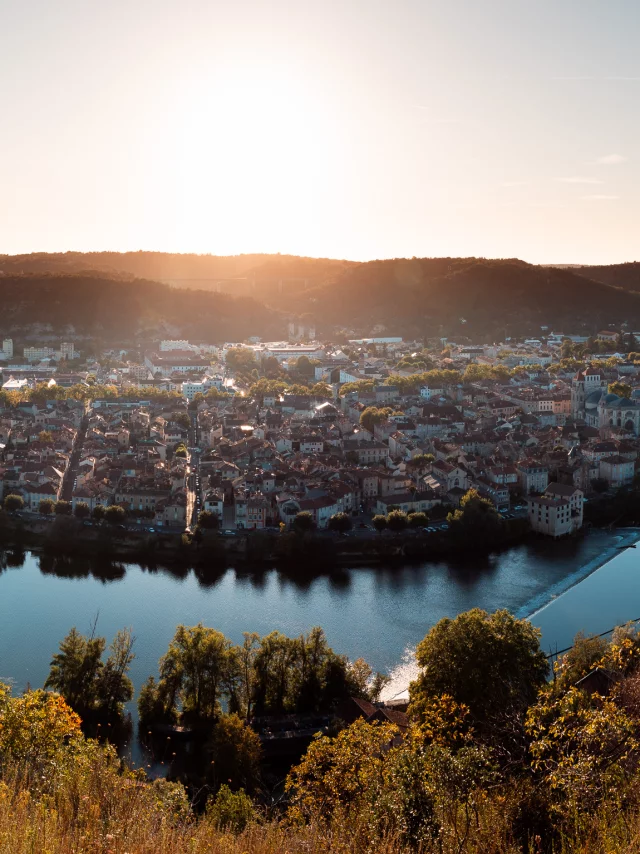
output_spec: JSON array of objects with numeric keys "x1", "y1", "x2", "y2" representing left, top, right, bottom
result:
[{"x1": 3, "y1": 746, "x2": 640, "y2": 854}]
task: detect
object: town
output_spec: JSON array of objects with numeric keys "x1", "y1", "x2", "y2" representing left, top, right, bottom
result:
[{"x1": 2, "y1": 326, "x2": 640, "y2": 545}]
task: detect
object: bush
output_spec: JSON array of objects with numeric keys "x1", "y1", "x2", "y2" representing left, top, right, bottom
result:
[
  {"x1": 3, "y1": 494, "x2": 24, "y2": 513},
  {"x1": 206, "y1": 784, "x2": 257, "y2": 833}
]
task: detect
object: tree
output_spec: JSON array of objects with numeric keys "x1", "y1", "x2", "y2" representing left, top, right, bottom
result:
[
  {"x1": 328, "y1": 512, "x2": 352, "y2": 534},
  {"x1": 447, "y1": 489, "x2": 503, "y2": 546},
  {"x1": 252, "y1": 631, "x2": 299, "y2": 716},
  {"x1": 45, "y1": 627, "x2": 106, "y2": 717},
  {"x1": 360, "y1": 406, "x2": 392, "y2": 433},
  {"x1": 96, "y1": 628, "x2": 135, "y2": 716},
  {"x1": 292, "y1": 511, "x2": 316, "y2": 533},
  {"x1": 526, "y1": 686, "x2": 637, "y2": 810},
  {"x1": 410, "y1": 609, "x2": 548, "y2": 740},
  {"x1": 206, "y1": 784, "x2": 257, "y2": 832},
  {"x1": 408, "y1": 511, "x2": 429, "y2": 528},
  {"x1": 104, "y1": 505, "x2": 126, "y2": 525},
  {"x1": 3, "y1": 494, "x2": 24, "y2": 513},
  {"x1": 553, "y1": 631, "x2": 608, "y2": 691},
  {"x1": 38, "y1": 430, "x2": 53, "y2": 444},
  {"x1": 225, "y1": 347, "x2": 258, "y2": 373},
  {"x1": 293, "y1": 355, "x2": 314, "y2": 377},
  {"x1": 372, "y1": 514, "x2": 388, "y2": 533},
  {"x1": 0, "y1": 684, "x2": 82, "y2": 763},
  {"x1": 591, "y1": 477, "x2": 609, "y2": 494},
  {"x1": 197, "y1": 510, "x2": 219, "y2": 530},
  {"x1": 608, "y1": 381, "x2": 633, "y2": 398},
  {"x1": 207, "y1": 713, "x2": 262, "y2": 793},
  {"x1": 286, "y1": 718, "x2": 399, "y2": 822},
  {"x1": 92, "y1": 504, "x2": 106, "y2": 522},
  {"x1": 174, "y1": 444, "x2": 188, "y2": 458},
  {"x1": 39, "y1": 498, "x2": 55, "y2": 515},
  {"x1": 386, "y1": 510, "x2": 409, "y2": 533},
  {"x1": 54, "y1": 500, "x2": 72, "y2": 516},
  {"x1": 74, "y1": 501, "x2": 90, "y2": 519},
  {"x1": 159, "y1": 624, "x2": 238, "y2": 722}
]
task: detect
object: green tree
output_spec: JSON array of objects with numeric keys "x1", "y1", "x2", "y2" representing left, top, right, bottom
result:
[
  {"x1": 608, "y1": 381, "x2": 633, "y2": 398},
  {"x1": 553, "y1": 631, "x2": 608, "y2": 692},
  {"x1": 104, "y1": 505, "x2": 126, "y2": 525},
  {"x1": 206, "y1": 784, "x2": 257, "y2": 833},
  {"x1": 225, "y1": 347, "x2": 258, "y2": 373},
  {"x1": 360, "y1": 406, "x2": 392, "y2": 433},
  {"x1": 410, "y1": 609, "x2": 548, "y2": 742},
  {"x1": 386, "y1": 510, "x2": 409, "y2": 533},
  {"x1": 45, "y1": 627, "x2": 106, "y2": 718},
  {"x1": 54, "y1": 500, "x2": 72, "y2": 516},
  {"x1": 96, "y1": 628, "x2": 135, "y2": 716},
  {"x1": 174, "y1": 444, "x2": 188, "y2": 458},
  {"x1": 3, "y1": 494, "x2": 24, "y2": 513},
  {"x1": 447, "y1": 489, "x2": 503, "y2": 546},
  {"x1": 39, "y1": 498, "x2": 55, "y2": 515},
  {"x1": 408, "y1": 511, "x2": 429, "y2": 528},
  {"x1": 92, "y1": 504, "x2": 106, "y2": 522},
  {"x1": 207, "y1": 713, "x2": 262, "y2": 793},
  {"x1": 159, "y1": 624, "x2": 238, "y2": 722},
  {"x1": 328, "y1": 512, "x2": 352, "y2": 534},
  {"x1": 74, "y1": 501, "x2": 90, "y2": 519},
  {"x1": 252, "y1": 631, "x2": 299, "y2": 716},
  {"x1": 372, "y1": 514, "x2": 388, "y2": 533},
  {"x1": 197, "y1": 510, "x2": 219, "y2": 530},
  {"x1": 292, "y1": 511, "x2": 316, "y2": 533},
  {"x1": 38, "y1": 430, "x2": 53, "y2": 443}
]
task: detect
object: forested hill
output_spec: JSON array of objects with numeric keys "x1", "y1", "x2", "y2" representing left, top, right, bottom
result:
[
  {"x1": 0, "y1": 274, "x2": 281, "y2": 342},
  {"x1": 283, "y1": 258, "x2": 640, "y2": 337},
  {"x1": 0, "y1": 252, "x2": 355, "y2": 300},
  {"x1": 570, "y1": 262, "x2": 640, "y2": 293},
  {"x1": 1, "y1": 255, "x2": 640, "y2": 339}
]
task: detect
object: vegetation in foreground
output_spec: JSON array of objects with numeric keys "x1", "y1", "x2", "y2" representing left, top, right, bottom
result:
[{"x1": 6, "y1": 610, "x2": 640, "y2": 851}]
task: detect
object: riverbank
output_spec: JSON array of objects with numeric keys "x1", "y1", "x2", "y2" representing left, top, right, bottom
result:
[{"x1": 0, "y1": 510, "x2": 534, "y2": 575}]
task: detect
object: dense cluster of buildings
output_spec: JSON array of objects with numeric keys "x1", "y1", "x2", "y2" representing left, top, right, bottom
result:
[{"x1": 3, "y1": 329, "x2": 640, "y2": 539}]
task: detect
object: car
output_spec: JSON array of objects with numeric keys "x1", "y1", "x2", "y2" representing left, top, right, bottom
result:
[{"x1": 148, "y1": 527, "x2": 155, "y2": 533}]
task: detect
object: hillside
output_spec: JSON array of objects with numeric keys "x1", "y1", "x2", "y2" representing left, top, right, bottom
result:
[
  {"x1": 0, "y1": 273, "x2": 282, "y2": 343},
  {"x1": 570, "y1": 261, "x2": 640, "y2": 293},
  {"x1": 0, "y1": 252, "x2": 355, "y2": 301},
  {"x1": 285, "y1": 258, "x2": 640, "y2": 336},
  {"x1": 1, "y1": 255, "x2": 640, "y2": 340}
]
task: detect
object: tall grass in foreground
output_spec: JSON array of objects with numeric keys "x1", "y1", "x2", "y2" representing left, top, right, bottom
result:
[{"x1": 4, "y1": 748, "x2": 640, "y2": 853}]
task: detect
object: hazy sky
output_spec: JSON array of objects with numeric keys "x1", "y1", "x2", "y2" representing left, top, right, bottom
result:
[{"x1": 1, "y1": 0, "x2": 639, "y2": 264}]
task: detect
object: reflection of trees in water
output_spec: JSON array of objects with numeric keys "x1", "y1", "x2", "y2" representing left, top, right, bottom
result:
[
  {"x1": 0, "y1": 546, "x2": 26, "y2": 572},
  {"x1": 38, "y1": 553, "x2": 126, "y2": 582}
]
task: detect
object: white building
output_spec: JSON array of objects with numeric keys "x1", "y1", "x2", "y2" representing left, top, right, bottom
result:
[
  {"x1": 160, "y1": 340, "x2": 192, "y2": 351},
  {"x1": 599, "y1": 455, "x2": 635, "y2": 489},
  {"x1": 0, "y1": 338, "x2": 13, "y2": 359},
  {"x1": 23, "y1": 341, "x2": 78, "y2": 362},
  {"x1": 528, "y1": 484, "x2": 583, "y2": 537},
  {"x1": 517, "y1": 460, "x2": 549, "y2": 495}
]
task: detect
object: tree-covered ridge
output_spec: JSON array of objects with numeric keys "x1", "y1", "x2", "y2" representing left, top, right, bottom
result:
[
  {"x1": 2, "y1": 254, "x2": 640, "y2": 338},
  {"x1": 0, "y1": 272, "x2": 281, "y2": 340}
]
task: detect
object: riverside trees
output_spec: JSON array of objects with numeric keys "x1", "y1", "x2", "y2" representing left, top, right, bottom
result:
[
  {"x1": 138, "y1": 624, "x2": 385, "y2": 728},
  {"x1": 45, "y1": 626, "x2": 135, "y2": 724}
]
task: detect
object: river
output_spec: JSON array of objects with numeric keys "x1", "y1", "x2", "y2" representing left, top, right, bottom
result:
[{"x1": 0, "y1": 530, "x2": 635, "y2": 711}]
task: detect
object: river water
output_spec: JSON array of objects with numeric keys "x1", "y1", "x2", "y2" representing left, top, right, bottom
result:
[{"x1": 0, "y1": 530, "x2": 635, "y2": 711}]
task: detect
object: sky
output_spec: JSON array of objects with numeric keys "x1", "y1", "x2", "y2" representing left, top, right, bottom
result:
[{"x1": 1, "y1": 0, "x2": 639, "y2": 264}]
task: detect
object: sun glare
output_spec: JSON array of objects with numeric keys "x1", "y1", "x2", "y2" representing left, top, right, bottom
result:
[{"x1": 165, "y1": 65, "x2": 340, "y2": 253}]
